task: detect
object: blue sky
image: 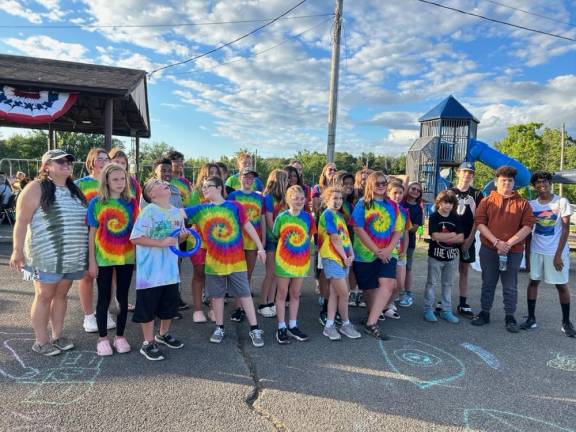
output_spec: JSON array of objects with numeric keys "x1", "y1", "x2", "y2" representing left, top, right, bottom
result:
[{"x1": 0, "y1": 0, "x2": 574, "y2": 159}]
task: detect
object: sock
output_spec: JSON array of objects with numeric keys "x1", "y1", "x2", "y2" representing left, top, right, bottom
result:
[
  {"x1": 288, "y1": 320, "x2": 297, "y2": 329},
  {"x1": 343, "y1": 320, "x2": 350, "y2": 325},
  {"x1": 250, "y1": 325, "x2": 258, "y2": 331},
  {"x1": 561, "y1": 303, "x2": 570, "y2": 324},
  {"x1": 325, "y1": 319, "x2": 334, "y2": 327},
  {"x1": 459, "y1": 296, "x2": 467, "y2": 307},
  {"x1": 321, "y1": 299, "x2": 328, "y2": 314},
  {"x1": 278, "y1": 322, "x2": 286, "y2": 330},
  {"x1": 85, "y1": 314, "x2": 94, "y2": 319},
  {"x1": 527, "y1": 299, "x2": 536, "y2": 319}
]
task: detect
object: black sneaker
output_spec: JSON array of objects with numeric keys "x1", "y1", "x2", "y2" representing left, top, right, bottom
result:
[
  {"x1": 471, "y1": 311, "x2": 490, "y2": 326},
  {"x1": 505, "y1": 315, "x2": 519, "y2": 333},
  {"x1": 230, "y1": 308, "x2": 245, "y2": 322},
  {"x1": 173, "y1": 312, "x2": 183, "y2": 320},
  {"x1": 335, "y1": 313, "x2": 343, "y2": 326},
  {"x1": 155, "y1": 333, "x2": 184, "y2": 349},
  {"x1": 318, "y1": 312, "x2": 327, "y2": 327},
  {"x1": 276, "y1": 328, "x2": 290, "y2": 344},
  {"x1": 363, "y1": 323, "x2": 390, "y2": 340},
  {"x1": 562, "y1": 321, "x2": 576, "y2": 337},
  {"x1": 178, "y1": 301, "x2": 190, "y2": 311},
  {"x1": 140, "y1": 342, "x2": 165, "y2": 361},
  {"x1": 519, "y1": 316, "x2": 538, "y2": 331},
  {"x1": 287, "y1": 327, "x2": 309, "y2": 342},
  {"x1": 435, "y1": 301, "x2": 443, "y2": 313},
  {"x1": 457, "y1": 304, "x2": 475, "y2": 318}
]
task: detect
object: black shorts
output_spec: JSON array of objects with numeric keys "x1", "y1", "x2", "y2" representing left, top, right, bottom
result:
[
  {"x1": 353, "y1": 258, "x2": 397, "y2": 290},
  {"x1": 460, "y1": 240, "x2": 476, "y2": 264},
  {"x1": 132, "y1": 283, "x2": 180, "y2": 323}
]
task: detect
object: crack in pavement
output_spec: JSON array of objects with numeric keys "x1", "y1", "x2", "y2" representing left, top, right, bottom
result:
[{"x1": 236, "y1": 326, "x2": 289, "y2": 432}]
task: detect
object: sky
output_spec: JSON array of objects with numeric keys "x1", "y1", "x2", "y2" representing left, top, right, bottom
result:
[{"x1": 0, "y1": 0, "x2": 575, "y2": 160}]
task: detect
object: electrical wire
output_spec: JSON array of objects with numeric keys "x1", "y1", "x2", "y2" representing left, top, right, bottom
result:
[
  {"x1": 414, "y1": 0, "x2": 576, "y2": 42},
  {"x1": 169, "y1": 16, "x2": 333, "y2": 76},
  {"x1": 481, "y1": 0, "x2": 576, "y2": 28},
  {"x1": 148, "y1": 0, "x2": 308, "y2": 75},
  {"x1": 0, "y1": 13, "x2": 331, "y2": 29}
]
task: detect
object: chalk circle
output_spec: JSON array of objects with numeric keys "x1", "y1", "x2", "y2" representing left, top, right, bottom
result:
[
  {"x1": 394, "y1": 349, "x2": 442, "y2": 368},
  {"x1": 169, "y1": 228, "x2": 202, "y2": 258}
]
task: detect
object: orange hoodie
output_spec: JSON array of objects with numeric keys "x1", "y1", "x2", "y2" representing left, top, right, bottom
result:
[{"x1": 474, "y1": 191, "x2": 535, "y2": 253}]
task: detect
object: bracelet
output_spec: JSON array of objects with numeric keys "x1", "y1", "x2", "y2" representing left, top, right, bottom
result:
[{"x1": 493, "y1": 239, "x2": 499, "y2": 247}]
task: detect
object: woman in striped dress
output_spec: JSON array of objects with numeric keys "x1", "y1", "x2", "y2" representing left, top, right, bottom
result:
[{"x1": 10, "y1": 149, "x2": 89, "y2": 356}]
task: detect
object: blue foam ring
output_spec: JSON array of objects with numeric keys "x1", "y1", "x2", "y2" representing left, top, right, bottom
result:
[{"x1": 169, "y1": 227, "x2": 202, "y2": 257}]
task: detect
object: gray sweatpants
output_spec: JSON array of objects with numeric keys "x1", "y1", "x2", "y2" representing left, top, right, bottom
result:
[
  {"x1": 424, "y1": 257, "x2": 458, "y2": 312},
  {"x1": 479, "y1": 245, "x2": 523, "y2": 315}
]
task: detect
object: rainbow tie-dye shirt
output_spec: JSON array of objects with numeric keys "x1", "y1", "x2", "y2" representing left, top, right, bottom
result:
[
  {"x1": 185, "y1": 201, "x2": 248, "y2": 275},
  {"x1": 340, "y1": 199, "x2": 354, "y2": 226},
  {"x1": 264, "y1": 193, "x2": 286, "y2": 241},
  {"x1": 75, "y1": 176, "x2": 99, "y2": 203},
  {"x1": 171, "y1": 176, "x2": 194, "y2": 206},
  {"x1": 225, "y1": 174, "x2": 264, "y2": 192},
  {"x1": 228, "y1": 190, "x2": 264, "y2": 250},
  {"x1": 87, "y1": 197, "x2": 139, "y2": 266},
  {"x1": 352, "y1": 198, "x2": 403, "y2": 262},
  {"x1": 393, "y1": 205, "x2": 412, "y2": 256},
  {"x1": 129, "y1": 176, "x2": 142, "y2": 202},
  {"x1": 273, "y1": 210, "x2": 316, "y2": 278},
  {"x1": 318, "y1": 208, "x2": 352, "y2": 266}
]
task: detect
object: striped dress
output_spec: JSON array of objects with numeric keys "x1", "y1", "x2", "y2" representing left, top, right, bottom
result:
[{"x1": 24, "y1": 186, "x2": 88, "y2": 274}]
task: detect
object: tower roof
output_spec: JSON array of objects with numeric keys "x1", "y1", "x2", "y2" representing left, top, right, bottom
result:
[{"x1": 418, "y1": 95, "x2": 479, "y2": 123}]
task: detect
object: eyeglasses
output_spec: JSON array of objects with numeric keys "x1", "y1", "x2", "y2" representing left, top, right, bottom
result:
[
  {"x1": 375, "y1": 181, "x2": 387, "y2": 187},
  {"x1": 95, "y1": 157, "x2": 111, "y2": 163},
  {"x1": 328, "y1": 168, "x2": 337, "y2": 172},
  {"x1": 201, "y1": 183, "x2": 217, "y2": 190},
  {"x1": 410, "y1": 186, "x2": 422, "y2": 192}
]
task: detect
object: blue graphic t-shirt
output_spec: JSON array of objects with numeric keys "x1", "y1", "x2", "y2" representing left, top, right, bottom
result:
[
  {"x1": 130, "y1": 203, "x2": 184, "y2": 290},
  {"x1": 529, "y1": 195, "x2": 571, "y2": 256}
]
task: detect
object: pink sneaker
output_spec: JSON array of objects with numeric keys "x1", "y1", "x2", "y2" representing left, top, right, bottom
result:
[
  {"x1": 113, "y1": 336, "x2": 131, "y2": 354},
  {"x1": 97, "y1": 339, "x2": 113, "y2": 356},
  {"x1": 193, "y1": 310, "x2": 207, "y2": 323}
]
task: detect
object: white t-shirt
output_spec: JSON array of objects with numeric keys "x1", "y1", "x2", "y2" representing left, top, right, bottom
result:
[
  {"x1": 530, "y1": 195, "x2": 571, "y2": 256},
  {"x1": 130, "y1": 203, "x2": 184, "y2": 290}
]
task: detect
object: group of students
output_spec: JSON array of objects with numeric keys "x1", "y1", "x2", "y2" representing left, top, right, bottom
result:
[{"x1": 9, "y1": 147, "x2": 575, "y2": 363}]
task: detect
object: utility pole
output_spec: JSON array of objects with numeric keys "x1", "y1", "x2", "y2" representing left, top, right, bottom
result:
[
  {"x1": 560, "y1": 123, "x2": 565, "y2": 197},
  {"x1": 326, "y1": 0, "x2": 343, "y2": 163}
]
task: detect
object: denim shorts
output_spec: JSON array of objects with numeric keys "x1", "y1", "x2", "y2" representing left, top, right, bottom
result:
[
  {"x1": 22, "y1": 266, "x2": 86, "y2": 284},
  {"x1": 323, "y1": 258, "x2": 349, "y2": 279}
]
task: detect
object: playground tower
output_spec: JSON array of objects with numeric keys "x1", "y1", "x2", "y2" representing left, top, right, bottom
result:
[{"x1": 406, "y1": 95, "x2": 479, "y2": 203}]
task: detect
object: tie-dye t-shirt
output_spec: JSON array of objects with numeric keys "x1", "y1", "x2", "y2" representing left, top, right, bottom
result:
[
  {"x1": 393, "y1": 205, "x2": 412, "y2": 256},
  {"x1": 75, "y1": 176, "x2": 100, "y2": 203},
  {"x1": 130, "y1": 204, "x2": 184, "y2": 290},
  {"x1": 129, "y1": 176, "x2": 142, "y2": 203},
  {"x1": 264, "y1": 193, "x2": 286, "y2": 241},
  {"x1": 228, "y1": 190, "x2": 264, "y2": 250},
  {"x1": 225, "y1": 174, "x2": 264, "y2": 192},
  {"x1": 273, "y1": 210, "x2": 316, "y2": 278},
  {"x1": 318, "y1": 208, "x2": 352, "y2": 266},
  {"x1": 171, "y1": 176, "x2": 194, "y2": 206},
  {"x1": 352, "y1": 198, "x2": 403, "y2": 262},
  {"x1": 340, "y1": 199, "x2": 354, "y2": 226},
  {"x1": 87, "y1": 197, "x2": 139, "y2": 266},
  {"x1": 185, "y1": 201, "x2": 248, "y2": 275}
]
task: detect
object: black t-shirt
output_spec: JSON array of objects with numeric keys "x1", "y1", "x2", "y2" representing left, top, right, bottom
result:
[
  {"x1": 428, "y1": 211, "x2": 464, "y2": 261},
  {"x1": 449, "y1": 186, "x2": 483, "y2": 237},
  {"x1": 401, "y1": 201, "x2": 423, "y2": 249}
]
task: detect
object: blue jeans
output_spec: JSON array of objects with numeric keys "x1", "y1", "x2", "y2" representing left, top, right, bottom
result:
[{"x1": 424, "y1": 257, "x2": 458, "y2": 312}]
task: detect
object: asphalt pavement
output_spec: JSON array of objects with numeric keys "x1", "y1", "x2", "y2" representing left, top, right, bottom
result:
[{"x1": 0, "y1": 242, "x2": 575, "y2": 432}]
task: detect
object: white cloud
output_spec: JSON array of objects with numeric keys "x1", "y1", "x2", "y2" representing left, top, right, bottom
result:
[
  {"x1": 3, "y1": 35, "x2": 90, "y2": 62},
  {"x1": 1, "y1": 0, "x2": 42, "y2": 23}
]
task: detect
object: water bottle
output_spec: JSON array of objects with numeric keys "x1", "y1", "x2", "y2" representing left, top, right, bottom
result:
[{"x1": 499, "y1": 254, "x2": 508, "y2": 271}]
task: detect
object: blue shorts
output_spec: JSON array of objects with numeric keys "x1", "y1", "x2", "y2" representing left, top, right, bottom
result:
[
  {"x1": 322, "y1": 258, "x2": 349, "y2": 279},
  {"x1": 265, "y1": 240, "x2": 277, "y2": 253},
  {"x1": 353, "y1": 258, "x2": 397, "y2": 290},
  {"x1": 22, "y1": 266, "x2": 86, "y2": 284}
]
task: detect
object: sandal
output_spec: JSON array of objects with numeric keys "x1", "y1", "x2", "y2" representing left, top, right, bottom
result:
[{"x1": 363, "y1": 324, "x2": 390, "y2": 341}]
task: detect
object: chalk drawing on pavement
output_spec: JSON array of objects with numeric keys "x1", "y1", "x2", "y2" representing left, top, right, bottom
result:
[
  {"x1": 463, "y1": 409, "x2": 575, "y2": 432},
  {"x1": 547, "y1": 352, "x2": 576, "y2": 372},
  {"x1": 460, "y1": 343, "x2": 500, "y2": 370}
]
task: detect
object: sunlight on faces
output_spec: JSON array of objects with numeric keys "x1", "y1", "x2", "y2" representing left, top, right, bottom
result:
[
  {"x1": 240, "y1": 173, "x2": 255, "y2": 190},
  {"x1": 208, "y1": 167, "x2": 220, "y2": 177},
  {"x1": 201, "y1": 181, "x2": 220, "y2": 200},
  {"x1": 107, "y1": 169, "x2": 127, "y2": 195},
  {"x1": 146, "y1": 179, "x2": 171, "y2": 202},
  {"x1": 438, "y1": 201, "x2": 454, "y2": 214},
  {"x1": 534, "y1": 178, "x2": 551, "y2": 195},
  {"x1": 343, "y1": 178, "x2": 354, "y2": 196},
  {"x1": 287, "y1": 170, "x2": 298, "y2": 186},
  {"x1": 327, "y1": 191, "x2": 343, "y2": 211},
  {"x1": 326, "y1": 164, "x2": 337, "y2": 181},
  {"x1": 112, "y1": 156, "x2": 128, "y2": 170},
  {"x1": 171, "y1": 158, "x2": 184, "y2": 175},
  {"x1": 47, "y1": 158, "x2": 73, "y2": 179},
  {"x1": 496, "y1": 175, "x2": 515, "y2": 195},
  {"x1": 388, "y1": 184, "x2": 404, "y2": 203},
  {"x1": 408, "y1": 184, "x2": 422, "y2": 199},
  {"x1": 155, "y1": 163, "x2": 172, "y2": 182},
  {"x1": 291, "y1": 161, "x2": 303, "y2": 176},
  {"x1": 374, "y1": 177, "x2": 387, "y2": 197},
  {"x1": 93, "y1": 152, "x2": 110, "y2": 176},
  {"x1": 287, "y1": 191, "x2": 306, "y2": 212},
  {"x1": 457, "y1": 169, "x2": 474, "y2": 184}
]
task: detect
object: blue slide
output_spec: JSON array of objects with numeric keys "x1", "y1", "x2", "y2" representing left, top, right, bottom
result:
[{"x1": 468, "y1": 139, "x2": 531, "y2": 187}]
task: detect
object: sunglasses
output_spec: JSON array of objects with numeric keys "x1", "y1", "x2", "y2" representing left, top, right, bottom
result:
[
  {"x1": 410, "y1": 186, "x2": 422, "y2": 192},
  {"x1": 52, "y1": 159, "x2": 73, "y2": 166},
  {"x1": 375, "y1": 181, "x2": 387, "y2": 187}
]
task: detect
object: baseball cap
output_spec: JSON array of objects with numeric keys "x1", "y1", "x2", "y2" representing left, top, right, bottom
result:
[
  {"x1": 458, "y1": 161, "x2": 475, "y2": 172},
  {"x1": 41, "y1": 149, "x2": 75, "y2": 164},
  {"x1": 239, "y1": 167, "x2": 258, "y2": 177}
]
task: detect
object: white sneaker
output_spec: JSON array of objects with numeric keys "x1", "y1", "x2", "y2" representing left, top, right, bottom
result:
[
  {"x1": 107, "y1": 312, "x2": 116, "y2": 330},
  {"x1": 83, "y1": 314, "x2": 98, "y2": 333},
  {"x1": 384, "y1": 308, "x2": 400, "y2": 320}
]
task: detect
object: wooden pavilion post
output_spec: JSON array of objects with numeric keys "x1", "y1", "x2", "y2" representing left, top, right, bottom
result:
[{"x1": 104, "y1": 98, "x2": 113, "y2": 150}]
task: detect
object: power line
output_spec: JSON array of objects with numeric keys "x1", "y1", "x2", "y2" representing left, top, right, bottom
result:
[
  {"x1": 414, "y1": 0, "x2": 576, "y2": 42},
  {"x1": 482, "y1": 0, "x2": 576, "y2": 28},
  {"x1": 0, "y1": 13, "x2": 331, "y2": 29},
  {"x1": 170, "y1": 16, "x2": 333, "y2": 76},
  {"x1": 148, "y1": 0, "x2": 308, "y2": 76}
]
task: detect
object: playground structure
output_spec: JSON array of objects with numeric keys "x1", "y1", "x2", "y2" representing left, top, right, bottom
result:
[{"x1": 406, "y1": 95, "x2": 533, "y2": 201}]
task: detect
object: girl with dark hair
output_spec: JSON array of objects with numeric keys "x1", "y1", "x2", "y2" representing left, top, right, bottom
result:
[{"x1": 10, "y1": 150, "x2": 88, "y2": 356}]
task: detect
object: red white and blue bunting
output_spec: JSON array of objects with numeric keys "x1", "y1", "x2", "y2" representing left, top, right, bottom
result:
[{"x1": 0, "y1": 85, "x2": 77, "y2": 125}]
